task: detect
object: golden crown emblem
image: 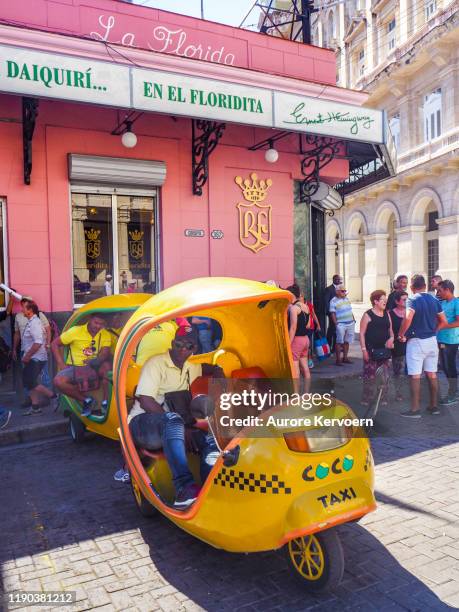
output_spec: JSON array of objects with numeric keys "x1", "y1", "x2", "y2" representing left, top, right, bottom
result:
[
  {"x1": 85, "y1": 228, "x2": 100, "y2": 241},
  {"x1": 235, "y1": 173, "x2": 272, "y2": 202},
  {"x1": 129, "y1": 230, "x2": 144, "y2": 241}
]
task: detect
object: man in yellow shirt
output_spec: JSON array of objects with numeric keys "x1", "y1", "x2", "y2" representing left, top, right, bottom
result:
[
  {"x1": 52, "y1": 313, "x2": 112, "y2": 416},
  {"x1": 130, "y1": 326, "x2": 224, "y2": 509}
]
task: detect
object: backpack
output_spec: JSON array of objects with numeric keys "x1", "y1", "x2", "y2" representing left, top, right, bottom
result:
[{"x1": 0, "y1": 336, "x2": 12, "y2": 373}]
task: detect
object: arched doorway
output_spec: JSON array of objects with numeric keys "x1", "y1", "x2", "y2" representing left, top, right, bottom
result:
[
  {"x1": 425, "y1": 203, "x2": 439, "y2": 282},
  {"x1": 374, "y1": 202, "x2": 401, "y2": 288},
  {"x1": 325, "y1": 219, "x2": 342, "y2": 284},
  {"x1": 345, "y1": 212, "x2": 367, "y2": 302},
  {"x1": 409, "y1": 188, "x2": 443, "y2": 280}
]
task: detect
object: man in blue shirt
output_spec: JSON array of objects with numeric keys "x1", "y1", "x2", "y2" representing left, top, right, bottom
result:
[
  {"x1": 398, "y1": 274, "x2": 446, "y2": 418},
  {"x1": 436, "y1": 280, "x2": 459, "y2": 405}
]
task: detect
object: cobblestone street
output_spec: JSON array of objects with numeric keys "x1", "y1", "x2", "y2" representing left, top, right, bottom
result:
[{"x1": 1, "y1": 422, "x2": 459, "y2": 611}]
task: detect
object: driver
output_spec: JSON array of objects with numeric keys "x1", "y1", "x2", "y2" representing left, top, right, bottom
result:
[{"x1": 129, "y1": 326, "x2": 224, "y2": 509}]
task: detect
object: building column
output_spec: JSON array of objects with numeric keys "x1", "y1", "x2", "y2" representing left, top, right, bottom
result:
[
  {"x1": 118, "y1": 207, "x2": 131, "y2": 285},
  {"x1": 399, "y1": 0, "x2": 409, "y2": 43},
  {"x1": 325, "y1": 242, "x2": 336, "y2": 285},
  {"x1": 395, "y1": 225, "x2": 426, "y2": 279},
  {"x1": 437, "y1": 215, "x2": 459, "y2": 289},
  {"x1": 362, "y1": 233, "x2": 390, "y2": 298},
  {"x1": 365, "y1": 0, "x2": 374, "y2": 72},
  {"x1": 338, "y1": 3, "x2": 347, "y2": 85},
  {"x1": 344, "y1": 239, "x2": 362, "y2": 301},
  {"x1": 72, "y1": 207, "x2": 89, "y2": 282}
]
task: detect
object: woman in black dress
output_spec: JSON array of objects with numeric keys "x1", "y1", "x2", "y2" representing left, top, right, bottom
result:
[{"x1": 359, "y1": 290, "x2": 394, "y2": 406}]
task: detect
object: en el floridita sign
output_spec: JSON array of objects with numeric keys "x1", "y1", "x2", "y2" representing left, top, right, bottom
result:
[{"x1": 0, "y1": 44, "x2": 387, "y2": 144}]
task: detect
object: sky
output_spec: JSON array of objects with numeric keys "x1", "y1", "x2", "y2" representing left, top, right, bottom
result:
[{"x1": 131, "y1": 0, "x2": 257, "y2": 28}]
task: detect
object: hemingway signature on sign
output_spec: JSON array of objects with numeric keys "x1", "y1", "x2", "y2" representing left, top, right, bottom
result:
[
  {"x1": 90, "y1": 15, "x2": 236, "y2": 66},
  {"x1": 284, "y1": 102, "x2": 375, "y2": 136}
]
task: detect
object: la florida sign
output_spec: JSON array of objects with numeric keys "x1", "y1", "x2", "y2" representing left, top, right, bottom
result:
[{"x1": 0, "y1": 44, "x2": 386, "y2": 145}]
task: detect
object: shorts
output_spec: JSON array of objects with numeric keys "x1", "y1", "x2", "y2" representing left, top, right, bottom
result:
[
  {"x1": 23, "y1": 360, "x2": 46, "y2": 391},
  {"x1": 291, "y1": 335, "x2": 309, "y2": 360},
  {"x1": 336, "y1": 322, "x2": 355, "y2": 344},
  {"x1": 406, "y1": 337, "x2": 439, "y2": 376}
]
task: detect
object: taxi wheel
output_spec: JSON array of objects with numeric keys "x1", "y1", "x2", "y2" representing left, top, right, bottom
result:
[
  {"x1": 131, "y1": 477, "x2": 157, "y2": 517},
  {"x1": 285, "y1": 529, "x2": 344, "y2": 592},
  {"x1": 69, "y1": 413, "x2": 86, "y2": 443}
]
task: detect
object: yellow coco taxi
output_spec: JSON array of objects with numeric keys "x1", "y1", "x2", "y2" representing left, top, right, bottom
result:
[
  {"x1": 114, "y1": 278, "x2": 376, "y2": 592},
  {"x1": 59, "y1": 293, "x2": 153, "y2": 442}
]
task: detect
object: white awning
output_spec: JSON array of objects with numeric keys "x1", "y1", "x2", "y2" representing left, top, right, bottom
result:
[{"x1": 68, "y1": 155, "x2": 167, "y2": 187}]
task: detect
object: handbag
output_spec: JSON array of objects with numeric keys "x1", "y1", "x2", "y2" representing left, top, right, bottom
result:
[
  {"x1": 163, "y1": 389, "x2": 195, "y2": 426},
  {"x1": 369, "y1": 347, "x2": 392, "y2": 361},
  {"x1": 314, "y1": 332, "x2": 331, "y2": 361}
]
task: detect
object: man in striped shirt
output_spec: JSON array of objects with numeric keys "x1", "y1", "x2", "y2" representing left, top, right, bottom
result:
[{"x1": 329, "y1": 285, "x2": 355, "y2": 366}]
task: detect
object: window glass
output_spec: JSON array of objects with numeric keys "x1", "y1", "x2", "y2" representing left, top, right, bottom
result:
[
  {"x1": 71, "y1": 192, "x2": 158, "y2": 305},
  {"x1": 423, "y1": 89, "x2": 442, "y2": 141},
  {"x1": 72, "y1": 194, "x2": 113, "y2": 304},
  {"x1": 117, "y1": 195, "x2": 156, "y2": 294},
  {"x1": 389, "y1": 114, "x2": 400, "y2": 150}
]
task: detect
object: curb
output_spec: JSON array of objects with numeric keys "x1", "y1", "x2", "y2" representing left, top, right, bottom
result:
[{"x1": 0, "y1": 417, "x2": 68, "y2": 447}]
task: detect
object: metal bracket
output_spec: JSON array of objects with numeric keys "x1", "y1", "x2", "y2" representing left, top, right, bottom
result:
[
  {"x1": 192, "y1": 119, "x2": 226, "y2": 196},
  {"x1": 299, "y1": 134, "x2": 342, "y2": 214},
  {"x1": 22, "y1": 97, "x2": 39, "y2": 185}
]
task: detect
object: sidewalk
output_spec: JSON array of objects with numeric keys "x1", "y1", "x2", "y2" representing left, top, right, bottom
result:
[
  {"x1": 0, "y1": 369, "x2": 67, "y2": 446},
  {"x1": 311, "y1": 340, "x2": 362, "y2": 379}
]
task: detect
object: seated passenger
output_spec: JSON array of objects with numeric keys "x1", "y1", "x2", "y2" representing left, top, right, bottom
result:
[
  {"x1": 52, "y1": 313, "x2": 112, "y2": 416},
  {"x1": 135, "y1": 321, "x2": 178, "y2": 366},
  {"x1": 129, "y1": 327, "x2": 224, "y2": 509}
]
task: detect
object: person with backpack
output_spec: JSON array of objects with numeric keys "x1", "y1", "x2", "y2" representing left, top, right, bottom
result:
[{"x1": 287, "y1": 284, "x2": 311, "y2": 389}]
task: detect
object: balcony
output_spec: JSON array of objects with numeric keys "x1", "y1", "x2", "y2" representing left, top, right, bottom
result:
[{"x1": 397, "y1": 126, "x2": 459, "y2": 172}]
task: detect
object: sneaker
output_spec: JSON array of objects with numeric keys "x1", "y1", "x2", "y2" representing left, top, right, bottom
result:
[
  {"x1": 114, "y1": 468, "x2": 130, "y2": 483},
  {"x1": 24, "y1": 407, "x2": 42, "y2": 416},
  {"x1": 174, "y1": 483, "x2": 201, "y2": 509},
  {"x1": 426, "y1": 406, "x2": 441, "y2": 415},
  {"x1": 439, "y1": 396, "x2": 456, "y2": 406},
  {"x1": 400, "y1": 410, "x2": 421, "y2": 419},
  {"x1": 21, "y1": 397, "x2": 32, "y2": 408},
  {"x1": 308, "y1": 359, "x2": 314, "y2": 369},
  {"x1": 0, "y1": 410, "x2": 12, "y2": 429},
  {"x1": 81, "y1": 398, "x2": 94, "y2": 417}
]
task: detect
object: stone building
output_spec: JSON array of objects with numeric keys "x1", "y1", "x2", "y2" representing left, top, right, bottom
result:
[{"x1": 307, "y1": 0, "x2": 459, "y2": 321}]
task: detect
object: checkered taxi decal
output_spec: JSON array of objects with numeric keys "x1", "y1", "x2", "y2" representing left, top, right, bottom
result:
[{"x1": 213, "y1": 468, "x2": 292, "y2": 494}]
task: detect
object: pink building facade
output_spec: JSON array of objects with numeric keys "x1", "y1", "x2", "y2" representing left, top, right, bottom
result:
[{"x1": 0, "y1": 0, "x2": 394, "y2": 319}]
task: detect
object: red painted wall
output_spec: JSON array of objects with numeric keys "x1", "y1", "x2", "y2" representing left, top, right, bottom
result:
[{"x1": 0, "y1": 94, "x2": 347, "y2": 312}]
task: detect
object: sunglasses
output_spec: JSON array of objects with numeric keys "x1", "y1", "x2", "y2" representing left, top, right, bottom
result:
[{"x1": 173, "y1": 340, "x2": 195, "y2": 350}]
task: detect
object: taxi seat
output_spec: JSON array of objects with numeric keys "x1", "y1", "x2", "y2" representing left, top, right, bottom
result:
[{"x1": 231, "y1": 366, "x2": 267, "y2": 379}]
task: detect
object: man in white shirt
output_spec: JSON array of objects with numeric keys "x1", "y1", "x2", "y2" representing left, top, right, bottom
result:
[
  {"x1": 129, "y1": 327, "x2": 223, "y2": 509},
  {"x1": 20, "y1": 301, "x2": 57, "y2": 416}
]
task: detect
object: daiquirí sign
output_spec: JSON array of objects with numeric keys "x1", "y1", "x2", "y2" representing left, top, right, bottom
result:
[{"x1": 0, "y1": 44, "x2": 385, "y2": 144}]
